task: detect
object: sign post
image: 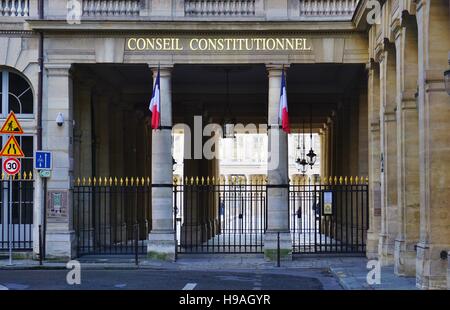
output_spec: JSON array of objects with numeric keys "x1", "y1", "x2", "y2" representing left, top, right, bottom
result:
[{"x1": 0, "y1": 111, "x2": 25, "y2": 266}]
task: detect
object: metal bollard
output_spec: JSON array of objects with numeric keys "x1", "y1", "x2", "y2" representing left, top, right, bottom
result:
[
  {"x1": 277, "y1": 231, "x2": 280, "y2": 267},
  {"x1": 38, "y1": 225, "x2": 43, "y2": 265},
  {"x1": 134, "y1": 223, "x2": 139, "y2": 266}
]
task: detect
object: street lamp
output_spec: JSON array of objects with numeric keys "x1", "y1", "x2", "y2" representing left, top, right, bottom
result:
[{"x1": 172, "y1": 156, "x2": 177, "y2": 172}]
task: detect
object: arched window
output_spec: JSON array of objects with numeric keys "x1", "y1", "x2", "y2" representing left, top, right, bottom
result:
[{"x1": 0, "y1": 68, "x2": 34, "y2": 116}]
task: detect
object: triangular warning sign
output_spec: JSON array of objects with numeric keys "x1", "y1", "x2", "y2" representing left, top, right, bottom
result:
[
  {"x1": 0, "y1": 136, "x2": 24, "y2": 157},
  {"x1": 0, "y1": 111, "x2": 24, "y2": 134}
]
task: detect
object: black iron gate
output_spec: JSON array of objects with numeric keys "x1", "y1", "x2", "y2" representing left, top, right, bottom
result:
[
  {"x1": 174, "y1": 177, "x2": 267, "y2": 254},
  {"x1": 0, "y1": 175, "x2": 34, "y2": 251},
  {"x1": 289, "y1": 176, "x2": 369, "y2": 254},
  {"x1": 73, "y1": 177, "x2": 150, "y2": 255},
  {"x1": 73, "y1": 175, "x2": 368, "y2": 256}
]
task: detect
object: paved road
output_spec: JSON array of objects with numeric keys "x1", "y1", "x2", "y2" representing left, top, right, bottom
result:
[{"x1": 0, "y1": 268, "x2": 342, "y2": 290}]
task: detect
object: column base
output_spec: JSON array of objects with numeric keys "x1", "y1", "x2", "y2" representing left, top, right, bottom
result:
[
  {"x1": 366, "y1": 230, "x2": 379, "y2": 260},
  {"x1": 394, "y1": 237, "x2": 417, "y2": 276},
  {"x1": 378, "y1": 234, "x2": 395, "y2": 266},
  {"x1": 147, "y1": 230, "x2": 176, "y2": 261},
  {"x1": 46, "y1": 230, "x2": 76, "y2": 260},
  {"x1": 263, "y1": 231, "x2": 292, "y2": 261},
  {"x1": 415, "y1": 242, "x2": 449, "y2": 290}
]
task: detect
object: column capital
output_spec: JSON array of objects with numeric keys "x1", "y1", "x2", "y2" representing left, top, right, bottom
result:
[
  {"x1": 149, "y1": 65, "x2": 173, "y2": 77},
  {"x1": 265, "y1": 64, "x2": 290, "y2": 75},
  {"x1": 45, "y1": 63, "x2": 72, "y2": 77}
]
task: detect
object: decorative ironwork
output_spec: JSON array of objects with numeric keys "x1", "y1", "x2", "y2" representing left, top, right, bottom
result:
[
  {"x1": 73, "y1": 176, "x2": 150, "y2": 255},
  {"x1": 289, "y1": 175, "x2": 369, "y2": 254},
  {"x1": 0, "y1": 172, "x2": 34, "y2": 251},
  {"x1": 174, "y1": 176, "x2": 267, "y2": 253}
]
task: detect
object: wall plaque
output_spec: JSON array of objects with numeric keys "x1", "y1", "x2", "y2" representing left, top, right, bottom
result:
[
  {"x1": 47, "y1": 190, "x2": 68, "y2": 221},
  {"x1": 323, "y1": 191, "x2": 333, "y2": 216}
]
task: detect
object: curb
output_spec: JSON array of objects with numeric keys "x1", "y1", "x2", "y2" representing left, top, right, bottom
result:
[{"x1": 329, "y1": 266, "x2": 352, "y2": 290}]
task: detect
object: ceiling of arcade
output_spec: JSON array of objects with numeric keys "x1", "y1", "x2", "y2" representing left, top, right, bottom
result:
[{"x1": 73, "y1": 63, "x2": 366, "y2": 131}]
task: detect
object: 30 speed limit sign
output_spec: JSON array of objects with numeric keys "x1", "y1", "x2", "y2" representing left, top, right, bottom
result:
[{"x1": 3, "y1": 157, "x2": 21, "y2": 176}]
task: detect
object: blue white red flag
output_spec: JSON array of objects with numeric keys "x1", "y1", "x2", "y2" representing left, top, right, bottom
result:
[
  {"x1": 278, "y1": 69, "x2": 291, "y2": 134},
  {"x1": 149, "y1": 67, "x2": 161, "y2": 129}
]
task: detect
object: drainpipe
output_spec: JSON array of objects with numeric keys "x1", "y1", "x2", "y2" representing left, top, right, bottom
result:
[
  {"x1": 37, "y1": 0, "x2": 45, "y2": 259},
  {"x1": 37, "y1": 1, "x2": 43, "y2": 149}
]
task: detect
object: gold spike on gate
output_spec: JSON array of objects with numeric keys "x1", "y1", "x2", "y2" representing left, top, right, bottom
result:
[
  {"x1": 82, "y1": 177, "x2": 86, "y2": 186},
  {"x1": 130, "y1": 177, "x2": 134, "y2": 186},
  {"x1": 211, "y1": 176, "x2": 215, "y2": 185},
  {"x1": 114, "y1": 177, "x2": 118, "y2": 186},
  {"x1": 125, "y1": 177, "x2": 128, "y2": 186},
  {"x1": 334, "y1": 176, "x2": 338, "y2": 184},
  {"x1": 344, "y1": 176, "x2": 348, "y2": 184},
  {"x1": 93, "y1": 177, "x2": 97, "y2": 186},
  {"x1": 109, "y1": 177, "x2": 113, "y2": 186},
  {"x1": 76, "y1": 177, "x2": 81, "y2": 186},
  {"x1": 201, "y1": 176, "x2": 204, "y2": 185},
  {"x1": 350, "y1": 176, "x2": 354, "y2": 184},
  {"x1": 366, "y1": 176, "x2": 369, "y2": 184},
  {"x1": 339, "y1": 176, "x2": 343, "y2": 185},
  {"x1": 206, "y1": 176, "x2": 210, "y2": 185},
  {"x1": 88, "y1": 177, "x2": 91, "y2": 186},
  {"x1": 146, "y1": 177, "x2": 150, "y2": 186},
  {"x1": 119, "y1": 177, "x2": 123, "y2": 186},
  {"x1": 355, "y1": 176, "x2": 359, "y2": 184}
]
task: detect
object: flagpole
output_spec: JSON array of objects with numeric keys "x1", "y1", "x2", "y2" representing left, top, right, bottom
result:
[{"x1": 157, "y1": 62, "x2": 161, "y2": 130}]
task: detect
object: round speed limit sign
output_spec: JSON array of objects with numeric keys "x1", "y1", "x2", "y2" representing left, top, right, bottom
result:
[{"x1": 3, "y1": 157, "x2": 21, "y2": 176}]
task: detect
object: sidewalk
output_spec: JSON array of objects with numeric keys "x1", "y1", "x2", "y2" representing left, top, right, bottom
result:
[{"x1": 0, "y1": 255, "x2": 418, "y2": 289}]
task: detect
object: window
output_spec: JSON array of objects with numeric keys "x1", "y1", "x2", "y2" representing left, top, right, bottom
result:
[{"x1": 0, "y1": 69, "x2": 34, "y2": 117}]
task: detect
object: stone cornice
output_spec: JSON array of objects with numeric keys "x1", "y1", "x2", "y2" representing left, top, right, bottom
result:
[{"x1": 25, "y1": 19, "x2": 361, "y2": 34}]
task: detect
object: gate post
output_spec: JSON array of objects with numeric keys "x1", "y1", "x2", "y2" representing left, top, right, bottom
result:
[
  {"x1": 264, "y1": 65, "x2": 292, "y2": 261},
  {"x1": 147, "y1": 66, "x2": 176, "y2": 261}
]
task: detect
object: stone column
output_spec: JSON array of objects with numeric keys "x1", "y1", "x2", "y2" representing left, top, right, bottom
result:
[
  {"x1": 95, "y1": 94, "x2": 111, "y2": 246},
  {"x1": 327, "y1": 116, "x2": 334, "y2": 177},
  {"x1": 378, "y1": 44, "x2": 398, "y2": 266},
  {"x1": 393, "y1": 18, "x2": 420, "y2": 277},
  {"x1": 181, "y1": 113, "x2": 206, "y2": 246},
  {"x1": 73, "y1": 79, "x2": 94, "y2": 249},
  {"x1": 148, "y1": 66, "x2": 175, "y2": 260},
  {"x1": 44, "y1": 64, "x2": 76, "y2": 259},
  {"x1": 415, "y1": 0, "x2": 450, "y2": 290},
  {"x1": 366, "y1": 62, "x2": 382, "y2": 259},
  {"x1": 264, "y1": 65, "x2": 291, "y2": 261},
  {"x1": 319, "y1": 129, "x2": 325, "y2": 177}
]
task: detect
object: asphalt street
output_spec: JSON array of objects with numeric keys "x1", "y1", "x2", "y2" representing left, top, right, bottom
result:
[{"x1": 0, "y1": 268, "x2": 342, "y2": 290}]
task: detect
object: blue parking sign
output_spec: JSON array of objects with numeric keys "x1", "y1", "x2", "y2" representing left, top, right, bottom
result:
[{"x1": 35, "y1": 151, "x2": 52, "y2": 170}]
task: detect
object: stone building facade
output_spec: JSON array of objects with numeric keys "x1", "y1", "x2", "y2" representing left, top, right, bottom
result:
[{"x1": 0, "y1": 0, "x2": 448, "y2": 289}]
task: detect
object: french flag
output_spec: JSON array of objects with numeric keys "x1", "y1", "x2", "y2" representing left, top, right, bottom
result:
[
  {"x1": 279, "y1": 69, "x2": 291, "y2": 134},
  {"x1": 149, "y1": 67, "x2": 161, "y2": 129}
]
